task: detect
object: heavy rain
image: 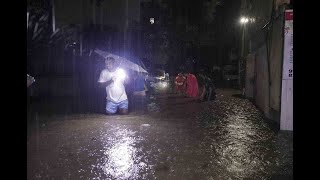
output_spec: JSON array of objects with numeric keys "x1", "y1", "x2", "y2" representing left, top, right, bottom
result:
[{"x1": 27, "y1": 0, "x2": 293, "y2": 179}]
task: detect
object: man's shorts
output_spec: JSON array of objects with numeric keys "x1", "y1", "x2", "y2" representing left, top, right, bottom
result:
[{"x1": 106, "y1": 99, "x2": 129, "y2": 114}]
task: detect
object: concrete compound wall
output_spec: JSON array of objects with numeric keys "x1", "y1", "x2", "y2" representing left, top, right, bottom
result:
[
  {"x1": 268, "y1": 8, "x2": 285, "y2": 123},
  {"x1": 245, "y1": 6, "x2": 285, "y2": 124},
  {"x1": 245, "y1": 53, "x2": 255, "y2": 99},
  {"x1": 254, "y1": 45, "x2": 270, "y2": 117}
]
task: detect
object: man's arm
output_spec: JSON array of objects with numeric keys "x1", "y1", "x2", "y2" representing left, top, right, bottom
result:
[
  {"x1": 98, "y1": 70, "x2": 114, "y2": 88},
  {"x1": 99, "y1": 79, "x2": 113, "y2": 88}
]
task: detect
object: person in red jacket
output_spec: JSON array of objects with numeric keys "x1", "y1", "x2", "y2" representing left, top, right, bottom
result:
[
  {"x1": 185, "y1": 72, "x2": 199, "y2": 98},
  {"x1": 174, "y1": 73, "x2": 186, "y2": 94}
]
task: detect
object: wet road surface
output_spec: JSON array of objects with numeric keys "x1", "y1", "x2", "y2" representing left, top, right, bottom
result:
[{"x1": 27, "y1": 89, "x2": 293, "y2": 180}]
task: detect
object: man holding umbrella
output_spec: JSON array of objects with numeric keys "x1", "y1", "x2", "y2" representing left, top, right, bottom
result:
[{"x1": 98, "y1": 57, "x2": 129, "y2": 115}]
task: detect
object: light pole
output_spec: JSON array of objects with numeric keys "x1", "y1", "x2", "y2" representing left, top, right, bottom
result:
[
  {"x1": 239, "y1": 16, "x2": 254, "y2": 92},
  {"x1": 27, "y1": 12, "x2": 29, "y2": 30},
  {"x1": 240, "y1": 17, "x2": 249, "y2": 57},
  {"x1": 239, "y1": 17, "x2": 248, "y2": 90},
  {"x1": 51, "y1": 0, "x2": 56, "y2": 33}
]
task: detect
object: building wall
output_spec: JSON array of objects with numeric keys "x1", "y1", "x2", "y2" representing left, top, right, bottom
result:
[
  {"x1": 243, "y1": 0, "x2": 290, "y2": 124},
  {"x1": 254, "y1": 45, "x2": 270, "y2": 116},
  {"x1": 245, "y1": 53, "x2": 255, "y2": 99},
  {"x1": 269, "y1": 7, "x2": 285, "y2": 115}
]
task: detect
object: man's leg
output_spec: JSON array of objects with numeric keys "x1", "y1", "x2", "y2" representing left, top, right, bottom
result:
[
  {"x1": 106, "y1": 101, "x2": 117, "y2": 115},
  {"x1": 118, "y1": 100, "x2": 129, "y2": 115}
]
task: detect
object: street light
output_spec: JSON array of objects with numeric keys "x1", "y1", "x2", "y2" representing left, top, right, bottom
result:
[
  {"x1": 240, "y1": 17, "x2": 249, "y2": 24},
  {"x1": 240, "y1": 17, "x2": 256, "y2": 24},
  {"x1": 239, "y1": 16, "x2": 254, "y2": 92},
  {"x1": 239, "y1": 17, "x2": 248, "y2": 57},
  {"x1": 239, "y1": 16, "x2": 255, "y2": 55}
]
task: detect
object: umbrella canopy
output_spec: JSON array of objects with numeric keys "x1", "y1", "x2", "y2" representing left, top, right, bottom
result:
[{"x1": 94, "y1": 49, "x2": 148, "y2": 74}]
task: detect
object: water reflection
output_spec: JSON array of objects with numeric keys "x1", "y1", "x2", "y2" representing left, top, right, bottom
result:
[
  {"x1": 101, "y1": 128, "x2": 140, "y2": 179},
  {"x1": 199, "y1": 97, "x2": 283, "y2": 179},
  {"x1": 224, "y1": 115, "x2": 256, "y2": 177},
  {"x1": 104, "y1": 135, "x2": 135, "y2": 178}
]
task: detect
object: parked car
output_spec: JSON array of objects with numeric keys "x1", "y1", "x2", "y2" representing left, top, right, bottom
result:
[{"x1": 145, "y1": 69, "x2": 170, "y2": 93}]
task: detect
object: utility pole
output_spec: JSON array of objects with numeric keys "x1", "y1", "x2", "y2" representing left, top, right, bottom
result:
[
  {"x1": 27, "y1": 12, "x2": 29, "y2": 30},
  {"x1": 51, "y1": 0, "x2": 56, "y2": 32},
  {"x1": 239, "y1": 26, "x2": 245, "y2": 89}
]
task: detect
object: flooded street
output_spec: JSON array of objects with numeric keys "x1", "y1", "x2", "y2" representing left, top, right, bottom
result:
[{"x1": 27, "y1": 89, "x2": 292, "y2": 180}]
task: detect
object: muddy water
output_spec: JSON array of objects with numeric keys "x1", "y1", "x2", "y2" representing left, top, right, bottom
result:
[{"x1": 27, "y1": 90, "x2": 292, "y2": 179}]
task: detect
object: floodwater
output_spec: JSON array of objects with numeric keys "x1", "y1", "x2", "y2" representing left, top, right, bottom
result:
[{"x1": 27, "y1": 89, "x2": 292, "y2": 180}]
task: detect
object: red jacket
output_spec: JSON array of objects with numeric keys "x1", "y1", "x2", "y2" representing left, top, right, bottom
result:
[{"x1": 186, "y1": 73, "x2": 199, "y2": 97}]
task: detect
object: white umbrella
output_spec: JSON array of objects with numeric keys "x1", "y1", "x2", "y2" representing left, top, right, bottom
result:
[{"x1": 94, "y1": 49, "x2": 148, "y2": 73}]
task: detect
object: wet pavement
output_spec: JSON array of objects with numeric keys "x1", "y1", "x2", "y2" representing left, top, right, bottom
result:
[{"x1": 27, "y1": 89, "x2": 293, "y2": 180}]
